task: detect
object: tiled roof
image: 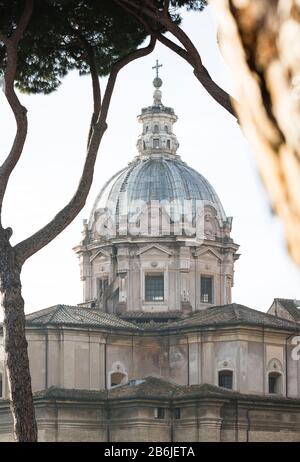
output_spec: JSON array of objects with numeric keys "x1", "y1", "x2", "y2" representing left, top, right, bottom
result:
[
  {"x1": 31, "y1": 376, "x2": 300, "y2": 404},
  {"x1": 25, "y1": 305, "x2": 140, "y2": 331},
  {"x1": 162, "y1": 303, "x2": 299, "y2": 331},
  {"x1": 34, "y1": 387, "x2": 108, "y2": 401},
  {"x1": 276, "y1": 298, "x2": 300, "y2": 321},
  {"x1": 120, "y1": 311, "x2": 182, "y2": 320},
  {"x1": 120, "y1": 311, "x2": 182, "y2": 326},
  {"x1": 108, "y1": 376, "x2": 178, "y2": 399},
  {"x1": 21, "y1": 303, "x2": 299, "y2": 334}
]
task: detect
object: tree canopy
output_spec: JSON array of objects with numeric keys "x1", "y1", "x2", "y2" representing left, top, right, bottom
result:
[
  {"x1": 0, "y1": 0, "x2": 148, "y2": 93},
  {"x1": 0, "y1": 0, "x2": 206, "y2": 94}
]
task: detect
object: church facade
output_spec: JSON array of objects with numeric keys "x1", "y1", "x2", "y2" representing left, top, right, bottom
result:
[{"x1": 0, "y1": 68, "x2": 300, "y2": 442}]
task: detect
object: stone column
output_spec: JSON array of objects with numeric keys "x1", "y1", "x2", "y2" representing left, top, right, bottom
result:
[
  {"x1": 197, "y1": 400, "x2": 223, "y2": 441},
  {"x1": 235, "y1": 405, "x2": 249, "y2": 442}
]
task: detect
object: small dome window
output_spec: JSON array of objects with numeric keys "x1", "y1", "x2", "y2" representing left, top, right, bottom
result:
[
  {"x1": 154, "y1": 125, "x2": 159, "y2": 133},
  {"x1": 164, "y1": 125, "x2": 169, "y2": 133},
  {"x1": 154, "y1": 407, "x2": 165, "y2": 419},
  {"x1": 167, "y1": 140, "x2": 171, "y2": 149},
  {"x1": 145, "y1": 126, "x2": 149, "y2": 133},
  {"x1": 153, "y1": 139, "x2": 160, "y2": 149}
]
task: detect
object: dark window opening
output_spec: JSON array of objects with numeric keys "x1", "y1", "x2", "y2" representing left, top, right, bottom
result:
[
  {"x1": 110, "y1": 372, "x2": 127, "y2": 388},
  {"x1": 167, "y1": 140, "x2": 171, "y2": 149},
  {"x1": 218, "y1": 370, "x2": 233, "y2": 389},
  {"x1": 268, "y1": 372, "x2": 282, "y2": 394},
  {"x1": 201, "y1": 276, "x2": 213, "y2": 303},
  {"x1": 143, "y1": 141, "x2": 146, "y2": 150},
  {"x1": 155, "y1": 407, "x2": 165, "y2": 419},
  {"x1": 153, "y1": 138, "x2": 159, "y2": 148},
  {"x1": 174, "y1": 408, "x2": 181, "y2": 419},
  {"x1": 99, "y1": 278, "x2": 108, "y2": 293},
  {"x1": 154, "y1": 125, "x2": 159, "y2": 133},
  {"x1": 145, "y1": 274, "x2": 164, "y2": 302},
  {"x1": 164, "y1": 125, "x2": 169, "y2": 133},
  {"x1": 0, "y1": 373, "x2": 2, "y2": 398}
]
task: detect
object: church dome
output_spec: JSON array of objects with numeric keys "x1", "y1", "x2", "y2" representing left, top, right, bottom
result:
[
  {"x1": 89, "y1": 64, "x2": 228, "y2": 239},
  {"x1": 77, "y1": 63, "x2": 238, "y2": 315},
  {"x1": 90, "y1": 156, "x2": 226, "y2": 224}
]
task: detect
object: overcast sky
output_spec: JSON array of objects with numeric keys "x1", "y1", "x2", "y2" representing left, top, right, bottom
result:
[{"x1": 0, "y1": 6, "x2": 299, "y2": 316}]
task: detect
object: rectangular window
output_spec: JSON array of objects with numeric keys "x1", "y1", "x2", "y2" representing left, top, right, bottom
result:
[
  {"x1": 201, "y1": 276, "x2": 213, "y2": 303},
  {"x1": 154, "y1": 407, "x2": 165, "y2": 419},
  {"x1": 99, "y1": 278, "x2": 108, "y2": 292},
  {"x1": 0, "y1": 373, "x2": 2, "y2": 398},
  {"x1": 173, "y1": 408, "x2": 181, "y2": 419},
  {"x1": 153, "y1": 138, "x2": 160, "y2": 148},
  {"x1": 268, "y1": 373, "x2": 281, "y2": 394},
  {"x1": 145, "y1": 274, "x2": 164, "y2": 302},
  {"x1": 269, "y1": 375, "x2": 276, "y2": 394},
  {"x1": 218, "y1": 370, "x2": 233, "y2": 389}
]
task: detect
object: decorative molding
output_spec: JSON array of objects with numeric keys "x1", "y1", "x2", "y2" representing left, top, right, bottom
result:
[
  {"x1": 89, "y1": 248, "x2": 110, "y2": 263},
  {"x1": 194, "y1": 246, "x2": 223, "y2": 262},
  {"x1": 136, "y1": 243, "x2": 173, "y2": 256},
  {"x1": 267, "y1": 358, "x2": 283, "y2": 372}
]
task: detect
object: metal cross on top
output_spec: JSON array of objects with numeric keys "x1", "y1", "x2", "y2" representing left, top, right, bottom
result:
[{"x1": 152, "y1": 59, "x2": 163, "y2": 78}]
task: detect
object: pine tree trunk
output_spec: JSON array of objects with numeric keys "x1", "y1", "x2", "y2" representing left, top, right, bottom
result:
[
  {"x1": 0, "y1": 230, "x2": 37, "y2": 442},
  {"x1": 213, "y1": 0, "x2": 300, "y2": 264}
]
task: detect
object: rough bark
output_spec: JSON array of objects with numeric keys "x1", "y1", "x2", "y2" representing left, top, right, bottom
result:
[
  {"x1": 67, "y1": 24, "x2": 102, "y2": 146},
  {"x1": 212, "y1": 0, "x2": 300, "y2": 264},
  {"x1": 0, "y1": 0, "x2": 33, "y2": 217},
  {"x1": 0, "y1": 230, "x2": 37, "y2": 442}
]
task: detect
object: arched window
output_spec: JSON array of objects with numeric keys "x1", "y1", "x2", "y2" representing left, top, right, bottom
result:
[
  {"x1": 0, "y1": 372, "x2": 3, "y2": 398},
  {"x1": 154, "y1": 124, "x2": 159, "y2": 133},
  {"x1": 267, "y1": 359, "x2": 283, "y2": 394},
  {"x1": 110, "y1": 372, "x2": 127, "y2": 388},
  {"x1": 145, "y1": 126, "x2": 149, "y2": 133},
  {"x1": 167, "y1": 140, "x2": 171, "y2": 149},
  {"x1": 218, "y1": 370, "x2": 233, "y2": 389},
  {"x1": 108, "y1": 361, "x2": 128, "y2": 388},
  {"x1": 143, "y1": 141, "x2": 146, "y2": 150},
  {"x1": 268, "y1": 372, "x2": 282, "y2": 394},
  {"x1": 164, "y1": 125, "x2": 169, "y2": 133}
]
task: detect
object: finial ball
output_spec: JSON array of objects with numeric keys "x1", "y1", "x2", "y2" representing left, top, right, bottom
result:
[{"x1": 153, "y1": 77, "x2": 162, "y2": 88}]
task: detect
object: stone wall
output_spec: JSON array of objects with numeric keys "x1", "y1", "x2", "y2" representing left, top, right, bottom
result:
[
  {"x1": 1, "y1": 325, "x2": 299, "y2": 398},
  {"x1": 1, "y1": 393, "x2": 300, "y2": 442}
]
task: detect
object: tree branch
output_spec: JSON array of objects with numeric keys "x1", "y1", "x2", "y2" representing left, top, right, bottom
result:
[
  {"x1": 163, "y1": 0, "x2": 170, "y2": 16},
  {"x1": 67, "y1": 24, "x2": 102, "y2": 146},
  {"x1": 0, "y1": 0, "x2": 34, "y2": 218},
  {"x1": 0, "y1": 0, "x2": 33, "y2": 45},
  {"x1": 115, "y1": 0, "x2": 193, "y2": 63},
  {"x1": 14, "y1": 36, "x2": 156, "y2": 264},
  {"x1": 117, "y1": 0, "x2": 238, "y2": 117}
]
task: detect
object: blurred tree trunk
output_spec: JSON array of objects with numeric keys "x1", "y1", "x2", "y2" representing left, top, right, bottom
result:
[{"x1": 212, "y1": 0, "x2": 300, "y2": 264}]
